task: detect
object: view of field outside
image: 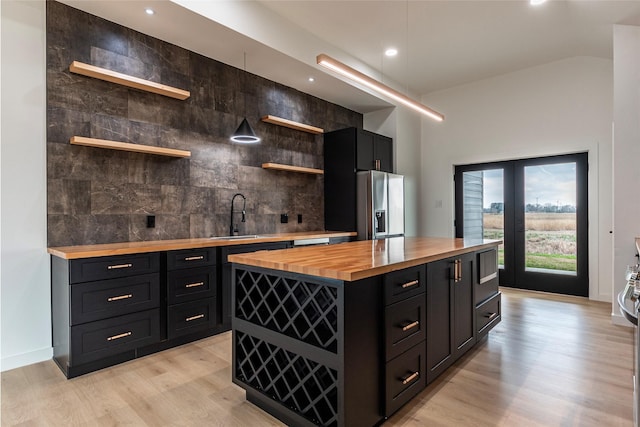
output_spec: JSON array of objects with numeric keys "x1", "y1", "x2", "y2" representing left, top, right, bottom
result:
[{"x1": 481, "y1": 163, "x2": 577, "y2": 273}]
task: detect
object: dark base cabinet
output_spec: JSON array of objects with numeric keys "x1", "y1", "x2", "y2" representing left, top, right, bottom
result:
[
  {"x1": 232, "y1": 247, "x2": 501, "y2": 426},
  {"x1": 52, "y1": 253, "x2": 163, "y2": 378},
  {"x1": 51, "y1": 240, "x2": 299, "y2": 378}
]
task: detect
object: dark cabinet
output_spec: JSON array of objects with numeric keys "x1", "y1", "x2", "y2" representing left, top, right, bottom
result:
[
  {"x1": 165, "y1": 248, "x2": 217, "y2": 340},
  {"x1": 453, "y1": 253, "x2": 476, "y2": 356},
  {"x1": 426, "y1": 252, "x2": 476, "y2": 384},
  {"x1": 220, "y1": 242, "x2": 290, "y2": 329},
  {"x1": 426, "y1": 257, "x2": 454, "y2": 383},
  {"x1": 383, "y1": 265, "x2": 427, "y2": 417},
  {"x1": 475, "y1": 248, "x2": 501, "y2": 339},
  {"x1": 353, "y1": 128, "x2": 393, "y2": 172},
  {"x1": 52, "y1": 252, "x2": 161, "y2": 378},
  {"x1": 324, "y1": 127, "x2": 393, "y2": 232}
]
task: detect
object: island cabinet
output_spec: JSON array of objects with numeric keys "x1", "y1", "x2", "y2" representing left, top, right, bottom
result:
[
  {"x1": 232, "y1": 266, "x2": 383, "y2": 427},
  {"x1": 229, "y1": 238, "x2": 502, "y2": 426},
  {"x1": 475, "y1": 248, "x2": 501, "y2": 339},
  {"x1": 426, "y1": 252, "x2": 476, "y2": 383}
]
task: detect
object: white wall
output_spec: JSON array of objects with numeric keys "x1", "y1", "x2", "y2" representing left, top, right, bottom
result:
[
  {"x1": 420, "y1": 56, "x2": 614, "y2": 301},
  {"x1": 364, "y1": 107, "x2": 422, "y2": 237},
  {"x1": 612, "y1": 25, "x2": 640, "y2": 324},
  {"x1": 1, "y1": 0, "x2": 51, "y2": 370}
]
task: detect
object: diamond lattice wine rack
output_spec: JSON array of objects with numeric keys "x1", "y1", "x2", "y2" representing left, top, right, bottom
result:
[{"x1": 231, "y1": 265, "x2": 382, "y2": 427}]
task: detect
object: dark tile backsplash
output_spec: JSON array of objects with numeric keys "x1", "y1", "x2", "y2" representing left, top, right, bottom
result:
[{"x1": 46, "y1": 0, "x2": 361, "y2": 246}]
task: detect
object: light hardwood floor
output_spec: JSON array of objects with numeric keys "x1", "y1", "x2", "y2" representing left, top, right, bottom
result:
[{"x1": 1, "y1": 288, "x2": 634, "y2": 426}]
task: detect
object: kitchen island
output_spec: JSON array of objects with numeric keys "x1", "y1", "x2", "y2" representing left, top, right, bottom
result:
[{"x1": 228, "y1": 237, "x2": 502, "y2": 427}]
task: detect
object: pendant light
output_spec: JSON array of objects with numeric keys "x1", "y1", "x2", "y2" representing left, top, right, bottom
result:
[{"x1": 230, "y1": 52, "x2": 261, "y2": 144}]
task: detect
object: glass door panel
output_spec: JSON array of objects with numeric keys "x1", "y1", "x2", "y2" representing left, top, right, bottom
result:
[{"x1": 523, "y1": 163, "x2": 577, "y2": 275}]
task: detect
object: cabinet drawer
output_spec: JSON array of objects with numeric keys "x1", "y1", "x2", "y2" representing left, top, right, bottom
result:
[
  {"x1": 167, "y1": 266, "x2": 216, "y2": 305},
  {"x1": 70, "y1": 309, "x2": 160, "y2": 365},
  {"x1": 476, "y1": 249, "x2": 499, "y2": 305},
  {"x1": 384, "y1": 265, "x2": 426, "y2": 306},
  {"x1": 476, "y1": 292, "x2": 501, "y2": 336},
  {"x1": 385, "y1": 343, "x2": 426, "y2": 417},
  {"x1": 69, "y1": 253, "x2": 160, "y2": 284},
  {"x1": 166, "y1": 248, "x2": 216, "y2": 270},
  {"x1": 385, "y1": 294, "x2": 426, "y2": 361},
  {"x1": 70, "y1": 273, "x2": 160, "y2": 325},
  {"x1": 167, "y1": 297, "x2": 216, "y2": 340}
]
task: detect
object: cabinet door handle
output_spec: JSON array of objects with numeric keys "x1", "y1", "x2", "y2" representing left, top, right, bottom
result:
[
  {"x1": 401, "y1": 371, "x2": 420, "y2": 385},
  {"x1": 485, "y1": 312, "x2": 498, "y2": 320},
  {"x1": 184, "y1": 256, "x2": 204, "y2": 261},
  {"x1": 401, "y1": 280, "x2": 419, "y2": 289},
  {"x1": 401, "y1": 320, "x2": 420, "y2": 332},
  {"x1": 375, "y1": 159, "x2": 381, "y2": 170},
  {"x1": 107, "y1": 331, "x2": 132, "y2": 341},
  {"x1": 185, "y1": 281, "x2": 205, "y2": 288},
  {"x1": 186, "y1": 314, "x2": 205, "y2": 322},
  {"x1": 107, "y1": 293, "x2": 133, "y2": 302},
  {"x1": 454, "y1": 259, "x2": 462, "y2": 282},
  {"x1": 107, "y1": 263, "x2": 132, "y2": 270}
]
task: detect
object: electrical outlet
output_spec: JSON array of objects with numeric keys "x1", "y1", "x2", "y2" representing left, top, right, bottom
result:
[
  {"x1": 280, "y1": 213, "x2": 288, "y2": 224},
  {"x1": 147, "y1": 215, "x2": 155, "y2": 228},
  {"x1": 297, "y1": 214, "x2": 302, "y2": 224}
]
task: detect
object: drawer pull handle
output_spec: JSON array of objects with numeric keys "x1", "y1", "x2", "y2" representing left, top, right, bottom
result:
[
  {"x1": 401, "y1": 371, "x2": 420, "y2": 385},
  {"x1": 107, "y1": 294, "x2": 133, "y2": 302},
  {"x1": 107, "y1": 331, "x2": 132, "y2": 341},
  {"x1": 485, "y1": 312, "x2": 498, "y2": 320},
  {"x1": 186, "y1": 314, "x2": 205, "y2": 322},
  {"x1": 107, "y1": 263, "x2": 132, "y2": 270},
  {"x1": 401, "y1": 320, "x2": 420, "y2": 332},
  {"x1": 184, "y1": 256, "x2": 204, "y2": 261},
  {"x1": 185, "y1": 281, "x2": 205, "y2": 288},
  {"x1": 401, "y1": 280, "x2": 419, "y2": 289}
]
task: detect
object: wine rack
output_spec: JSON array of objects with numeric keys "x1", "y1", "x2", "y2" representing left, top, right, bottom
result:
[
  {"x1": 236, "y1": 331, "x2": 338, "y2": 426},
  {"x1": 235, "y1": 269, "x2": 338, "y2": 353}
]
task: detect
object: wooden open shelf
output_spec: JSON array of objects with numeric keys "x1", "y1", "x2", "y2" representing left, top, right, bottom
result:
[
  {"x1": 70, "y1": 136, "x2": 191, "y2": 158},
  {"x1": 261, "y1": 115, "x2": 324, "y2": 135},
  {"x1": 69, "y1": 61, "x2": 190, "y2": 100},
  {"x1": 262, "y1": 163, "x2": 324, "y2": 175}
]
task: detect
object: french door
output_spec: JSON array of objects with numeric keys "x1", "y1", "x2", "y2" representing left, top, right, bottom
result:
[{"x1": 454, "y1": 153, "x2": 588, "y2": 296}]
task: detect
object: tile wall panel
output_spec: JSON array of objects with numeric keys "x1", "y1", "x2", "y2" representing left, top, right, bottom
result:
[{"x1": 46, "y1": 1, "x2": 362, "y2": 246}]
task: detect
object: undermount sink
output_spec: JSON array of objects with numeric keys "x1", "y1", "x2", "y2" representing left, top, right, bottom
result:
[{"x1": 209, "y1": 234, "x2": 263, "y2": 240}]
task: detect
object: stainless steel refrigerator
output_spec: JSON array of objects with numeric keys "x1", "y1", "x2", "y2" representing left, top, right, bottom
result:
[{"x1": 356, "y1": 170, "x2": 405, "y2": 240}]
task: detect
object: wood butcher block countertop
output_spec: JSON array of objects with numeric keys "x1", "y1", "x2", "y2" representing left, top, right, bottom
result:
[
  {"x1": 228, "y1": 236, "x2": 501, "y2": 281},
  {"x1": 47, "y1": 231, "x2": 356, "y2": 260}
]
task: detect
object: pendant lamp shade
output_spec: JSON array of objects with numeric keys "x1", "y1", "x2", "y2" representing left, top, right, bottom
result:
[{"x1": 230, "y1": 117, "x2": 260, "y2": 144}]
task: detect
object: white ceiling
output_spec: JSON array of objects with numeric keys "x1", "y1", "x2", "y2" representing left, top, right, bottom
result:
[{"x1": 57, "y1": 0, "x2": 640, "y2": 115}]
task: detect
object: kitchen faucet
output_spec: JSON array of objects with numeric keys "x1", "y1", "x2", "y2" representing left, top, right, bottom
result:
[{"x1": 230, "y1": 193, "x2": 246, "y2": 236}]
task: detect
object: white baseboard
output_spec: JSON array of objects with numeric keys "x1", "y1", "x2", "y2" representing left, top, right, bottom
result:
[
  {"x1": 612, "y1": 312, "x2": 634, "y2": 327},
  {"x1": 1, "y1": 347, "x2": 52, "y2": 372}
]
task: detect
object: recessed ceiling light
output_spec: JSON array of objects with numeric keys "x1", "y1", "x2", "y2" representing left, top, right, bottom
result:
[
  {"x1": 530, "y1": 0, "x2": 547, "y2": 5},
  {"x1": 308, "y1": 77, "x2": 315, "y2": 82},
  {"x1": 385, "y1": 48, "x2": 398, "y2": 57},
  {"x1": 145, "y1": 8, "x2": 155, "y2": 15}
]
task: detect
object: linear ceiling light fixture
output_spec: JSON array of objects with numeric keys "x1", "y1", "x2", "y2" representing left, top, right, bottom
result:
[{"x1": 316, "y1": 53, "x2": 444, "y2": 122}]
